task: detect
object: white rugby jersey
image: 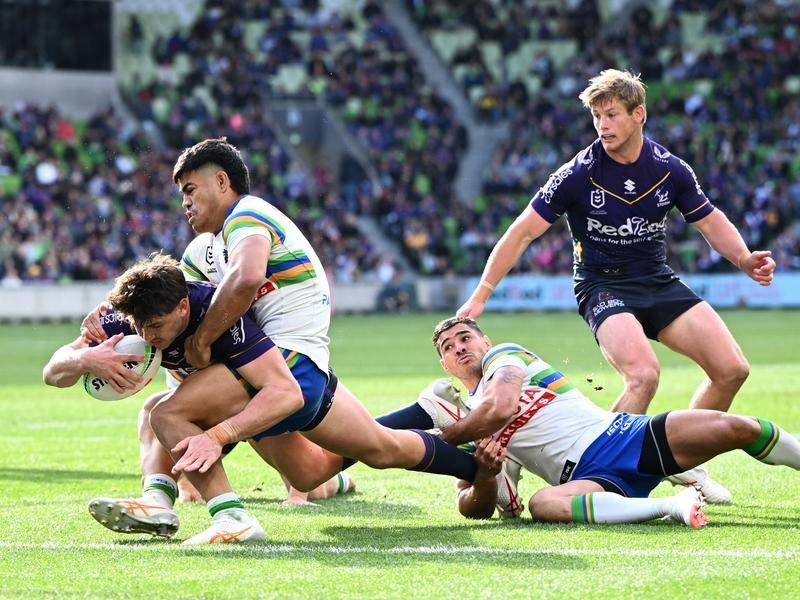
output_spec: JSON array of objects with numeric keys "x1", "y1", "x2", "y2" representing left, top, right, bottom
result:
[
  {"x1": 178, "y1": 232, "x2": 218, "y2": 283},
  {"x1": 468, "y1": 343, "x2": 615, "y2": 486},
  {"x1": 211, "y1": 194, "x2": 331, "y2": 373}
]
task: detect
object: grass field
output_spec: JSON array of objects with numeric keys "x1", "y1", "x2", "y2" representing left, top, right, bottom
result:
[{"x1": 2, "y1": 311, "x2": 800, "y2": 598}]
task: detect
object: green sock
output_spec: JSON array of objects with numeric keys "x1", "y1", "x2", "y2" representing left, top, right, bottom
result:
[{"x1": 745, "y1": 418, "x2": 800, "y2": 469}]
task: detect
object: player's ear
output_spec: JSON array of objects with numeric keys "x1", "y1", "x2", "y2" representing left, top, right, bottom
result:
[
  {"x1": 178, "y1": 297, "x2": 190, "y2": 316},
  {"x1": 634, "y1": 104, "x2": 646, "y2": 125},
  {"x1": 216, "y1": 169, "x2": 230, "y2": 193},
  {"x1": 439, "y1": 357, "x2": 450, "y2": 374}
]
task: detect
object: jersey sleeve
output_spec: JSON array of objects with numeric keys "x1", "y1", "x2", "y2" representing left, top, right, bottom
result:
[
  {"x1": 530, "y1": 161, "x2": 579, "y2": 223},
  {"x1": 221, "y1": 197, "x2": 285, "y2": 255},
  {"x1": 179, "y1": 233, "x2": 214, "y2": 282},
  {"x1": 481, "y1": 343, "x2": 536, "y2": 380},
  {"x1": 672, "y1": 156, "x2": 714, "y2": 223},
  {"x1": 210, "y1": 309, "x2": 276, "y2": 370}
]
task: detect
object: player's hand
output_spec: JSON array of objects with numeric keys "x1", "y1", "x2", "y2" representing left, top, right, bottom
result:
[
  {"x1": 82, "y1": 333, "x2": 145, "y2": 393},
  {"x1": 474, "y1": 437, "x2": 505, "y2": 479},
  {"x1": 171, "y1": 433, "x2": 223, "y2": 474},
  {"x1": 80, "y1": 301, "x2": 113, "y2": 343},
  {"x1": 456, "y1": 297, "x2": 485, "y2": 319},
  {"x1": 184, "y1": 334, "x2": 211, "y2": 369},
  {"x1": 740, "y1": 250, "x2": 776, "y2": 286}
]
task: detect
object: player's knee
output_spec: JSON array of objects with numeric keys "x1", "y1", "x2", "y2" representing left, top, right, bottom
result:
[
  {"x1": 528, "y1": 489, "x2": 563, "y2": 523},
  {"x1": 148, "y1": 400, "x2": 180, "y2": 438},
  {"x1": 624, "y1": 364, "x2": 660, "y2": 397},
  {"x1": 716, "y1": 357, "x2": 750, "y2": 389}
]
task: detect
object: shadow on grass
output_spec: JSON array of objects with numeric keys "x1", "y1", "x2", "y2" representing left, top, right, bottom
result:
[
  {"x1": 242, "y1": 495, "x2": 422, "y2": 519},
  {"x1": 0, "y1": 467, "x2": 139, "y2": 483}
]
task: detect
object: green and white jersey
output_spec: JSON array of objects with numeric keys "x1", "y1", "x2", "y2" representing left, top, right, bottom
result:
[
  {"x1": 469, "y1": 343, "x2": 615, "y2": 486},
  {"x1": 179, "y1": 233, "x2": 218, "y2": 283},
  {"x1": 211, "y1": 194, "x2": 331, "y2": 373}
]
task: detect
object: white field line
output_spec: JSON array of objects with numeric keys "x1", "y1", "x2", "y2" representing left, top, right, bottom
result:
[
  {"x1": 0, "y1": 542, "x2": 798, "y2": 560},
  {"x1": 19, "y1": 418, "x2": 132, "y2": 430}
]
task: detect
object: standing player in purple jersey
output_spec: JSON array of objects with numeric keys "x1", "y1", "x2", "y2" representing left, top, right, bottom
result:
[{"x1": 458, "y1": 69, "x2": 775, "y2": 501}]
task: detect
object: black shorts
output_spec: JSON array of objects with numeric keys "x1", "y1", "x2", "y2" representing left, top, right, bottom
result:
[{"x1": 575, "y1": 270, "x2": 702, "y2": 340}]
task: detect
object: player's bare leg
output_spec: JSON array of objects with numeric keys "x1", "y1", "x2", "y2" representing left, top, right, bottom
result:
[
  {"x1": 149, "y1": 366, "x2": 265, "y2": 544},
  {"x1": 530, "y1": 480, "x2": 706, "y2": 527},
  {"x1": 88, "y1": 391, "x2": 182, "y2": 537},
  {"x1": 596, "y1": 313, "x2": 660, "y2": 414},
  {"x1": 664, "y1": 410, "x2": 800, "y2": 471},
  {"x1": 658, "y1": 302, "x2": 749, "y2": 411}
]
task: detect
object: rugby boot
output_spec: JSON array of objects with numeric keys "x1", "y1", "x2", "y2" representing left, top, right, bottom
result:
[
  {"x1": 88, "y1": 496, "x2": 179, "y2": 538},
  {"x1": 181, "y1": 510, "x2": 266, "y2": 546}
]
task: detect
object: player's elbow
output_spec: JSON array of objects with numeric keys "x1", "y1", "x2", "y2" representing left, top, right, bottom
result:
[
  {"x1": 42, "y1": 364, "x2": 67, "y2": 387},
  {"x1": 228, "y1": 265, "x2": 265, "y2": 294},
  {"x1": 457, "y1": 487, "x2": 495, "y2": 520}
]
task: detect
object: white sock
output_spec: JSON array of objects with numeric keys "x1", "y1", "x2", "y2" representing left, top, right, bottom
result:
[
  {"x1": 142, "y1": 474, "x2": 177, "y2": 508},
  {"x1": 746, "y1": 419, "x2": 800, "y2": 470},
  {"x1": 571, "y1": 492, "x2": 667, "y2": 524},
  {"x1": 207, "y1": 492, "x2": 245, "y2": 519}
]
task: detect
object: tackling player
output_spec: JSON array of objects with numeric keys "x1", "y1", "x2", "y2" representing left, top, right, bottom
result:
[
  {"x1": 427, "y1": 317, "x2": 800, "y2": 526},
  {"x1": 458, "y1": 69, "x2": 775, "y2": 417}
]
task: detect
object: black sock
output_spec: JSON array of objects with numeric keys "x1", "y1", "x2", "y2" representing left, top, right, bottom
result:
[
  {"x1": 407, "y1": 429, "x2": 478, "y2": 482},
  {"x1": 376, "y1": 403, "x2": 434, "y2": 430}
]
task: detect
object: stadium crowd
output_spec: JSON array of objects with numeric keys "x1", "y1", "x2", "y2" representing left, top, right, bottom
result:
[{"x1": 1, "y1": 0, "x2": 798, "y2": 284}]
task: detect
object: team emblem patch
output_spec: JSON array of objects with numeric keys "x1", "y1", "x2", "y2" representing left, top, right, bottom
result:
[{"x1": 590, "y1": 190, "x2": 605, "y2": 208}]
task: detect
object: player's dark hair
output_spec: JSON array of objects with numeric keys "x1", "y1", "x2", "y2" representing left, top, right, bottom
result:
[
  {"x1": 432, "y1": 316, "x2": 486, "y2": 355},
  {"x1": 172, "y1": 137, "x2": 251, "y2": 194},
  {"x1": 107, "y1": 253, "x2": 188, "y2": 328}
]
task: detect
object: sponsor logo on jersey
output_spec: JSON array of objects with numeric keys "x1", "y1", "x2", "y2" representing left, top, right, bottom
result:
[
  {"x1": 579, "y1": 146, "x2": 595, "y2": 166},
  {"x1": 679, "y1": 157, "x2": 704, "y2": 196},
  {"x1": 560, "y1": 460, "x2": 576, "y2": 484},
  {"x1": 655, "y1": 187, "x2": 670, "y2": 207},
  {"x1": 229, "y1": 317, "x2": 245, "y2": 345},
  {"x1": 590, "y1": 189, "x2": 605, "y2": 208},
  {"x1": 653, "y1": 144, "x2": 671, "y2": 163},
  {"x1": 623, "y1": 179, "x2": 636, "y2": 195},
  {"x1": 586, "y1": 215, "x2": 667, "y2": 237},
  {"x1": 592, "y1": 291, "x2": 625, "y2": 317},
  {"x1": 540, "y1": 167, "x2": 573, "y2": 204}
]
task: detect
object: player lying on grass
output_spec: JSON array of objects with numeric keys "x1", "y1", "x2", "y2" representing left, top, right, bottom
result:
[
  {"x1": 50, "y1": 255, "x2": 486, "y2": 544},
  {"x1": 406, "y1": 317, "x2": 800, "y2": 526}
]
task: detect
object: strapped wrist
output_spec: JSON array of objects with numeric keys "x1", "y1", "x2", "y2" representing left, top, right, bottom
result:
[{"x1": 205, "y1": 420, "x2": 239, "y2": 446}]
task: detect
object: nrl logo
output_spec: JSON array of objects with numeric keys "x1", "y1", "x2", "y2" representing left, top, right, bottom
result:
[{"x1": 590, "y1": 190, "x2": 605, "y2": 208}]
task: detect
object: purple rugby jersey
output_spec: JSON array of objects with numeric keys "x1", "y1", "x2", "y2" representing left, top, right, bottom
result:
[
  {"x1": 98, "y1": 281, "x2": 274, "y2": 380},
  {"x1": 531, "y1": 137, "x2": 714, "y2": 277}
]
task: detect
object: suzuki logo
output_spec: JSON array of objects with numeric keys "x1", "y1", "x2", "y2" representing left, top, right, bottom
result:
[{"x1": 624, "y1": 179, "x2": 636, "y2": 194}]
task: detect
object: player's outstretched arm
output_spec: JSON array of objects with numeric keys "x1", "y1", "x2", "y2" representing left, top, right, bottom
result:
[
  {"x1": 457, "y1": 438, "x2": 505, "y2": 519},
  {"x1": 457, "y1": 206, "x2": 552, "y2": 318},
  {"x1": 184, "y1": 236, "x2": 270, "y2": 368},
  {"x1": 42, "y1": 333, "x2": 144, "y2": 392},
  {"x1": 692, "y1": 208, "x2": 776, "y2": 285},
  {"x1": 441, "y1": 365, "x2": 523, "y2": 446}
]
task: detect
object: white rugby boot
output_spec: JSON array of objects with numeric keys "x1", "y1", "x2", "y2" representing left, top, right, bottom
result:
[
  {"x1": 666, "y1": 465, "x2": 732, "y2": 505},
  {"x1": 181, "y1": 511, "x2": 266, "y2": 546},
  {"x1": 416, "y1": 378, "x2": 471, "y2": 430},
  {"x1": 88, "y1": 496, "x2": 179, "y2": 538},
  {"x1": 663, "y1": 486, "x2": 708, "y2": 528},
  {"x1": 496, "y1": 459, "x2": 525, "y2": 519}
]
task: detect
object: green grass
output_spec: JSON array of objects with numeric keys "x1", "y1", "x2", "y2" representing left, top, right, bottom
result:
[{"x1": 2, "y1": 311, "x2": 800, "y2": 598}]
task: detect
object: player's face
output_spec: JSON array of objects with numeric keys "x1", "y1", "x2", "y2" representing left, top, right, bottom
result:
[
  {"x1": 178, "y1": 166, "x2": 229, "y2": 233},
  {"x1": 591, "y1": 98, "x2": 644, "y2": 159},
  {"x1": 438, "y1": 325, "x2": 492, "y2": 380},
  {"x1": 135, "y1": 297, "x2": 191, "y2": 350}
]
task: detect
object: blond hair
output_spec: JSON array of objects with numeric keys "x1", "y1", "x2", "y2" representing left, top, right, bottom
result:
[{"x1": 579, "y1": 69, "x2": 646, "y2": 113}]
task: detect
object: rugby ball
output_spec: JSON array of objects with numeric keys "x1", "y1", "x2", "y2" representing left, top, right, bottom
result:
[{"x1": 83, "y1": 335, "x2": 162, "y2": 401}]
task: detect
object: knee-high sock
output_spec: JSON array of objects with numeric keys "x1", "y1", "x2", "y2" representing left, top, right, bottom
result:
[
  {"x1": 571, "y1": 493, "x2": 668, "y2": 524},
  {"x1": 408, "y1": 430, "x2": 478, "y2": 482},
  {"x1": 376, "y1": 403, "x2": 434, "y2": 430},
  {"x1": 745, "y1": 418, "x2": 800, "y2": 469}
]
